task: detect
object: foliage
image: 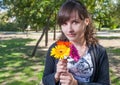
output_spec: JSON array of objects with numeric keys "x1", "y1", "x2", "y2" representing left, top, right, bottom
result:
[
  {"x1": 84, "y1": 0, "x2": 120, "y2": 30},
  {"x1": 110, "y1": 0, "x2": 120, "y2": 29},
  {"x1": 0, "y1": 22, "x2": 19, "y2": 31},
  {"x1": 2, "y1": 0, "x2": 120, "y2": 31},
  {"x1": 3, "y1": 0, "x2": 64, "y2": 31}
]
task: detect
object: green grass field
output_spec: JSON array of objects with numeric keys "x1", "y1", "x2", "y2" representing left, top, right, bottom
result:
[
  {"x1": 0, "y1": 38, "x2": 44, "y2": 85},
  {"x1": 0, "y1": 36, "x2": 120, "y2": 85}
]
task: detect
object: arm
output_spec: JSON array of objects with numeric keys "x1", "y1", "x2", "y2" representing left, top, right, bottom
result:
[
  {"x1": 42, "y1": 43, "x2": 69, "y2": 85},
  {"x1": 42, "y1": 43, "x2": 57, "y2": 85},
  {"x1": 96, "y1": 49, "x2": 110, "y2": 85}
]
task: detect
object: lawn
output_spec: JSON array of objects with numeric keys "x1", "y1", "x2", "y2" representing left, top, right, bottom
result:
[
  {"x1": 0, "y1": 38, "x2": 45, "y2": 85},
  {"x1": 108, "y1": 48, "x2": 120, "y2": 85},
  {"x1": 0, "y1": 34, "x2": 120, "y2": 85},
  {"x1": 98, "y1": 36, "x2": 120, "y2": 85}
]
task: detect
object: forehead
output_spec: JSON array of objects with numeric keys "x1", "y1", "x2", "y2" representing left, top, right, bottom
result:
[
  {"x1": 69, "y1": 11, "x2": 79, "y2": 20},
  {"x1": 58, "y1": 8, "x2": 82, "y2": 25}
]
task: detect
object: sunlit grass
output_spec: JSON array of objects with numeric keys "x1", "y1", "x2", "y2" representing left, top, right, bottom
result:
[
  {"x1": 0, "y1": 38, "x2": 45, "y2": 85},
  {"x1": 38, "y1": 69, "x2": 44, "y2": 80},
  {"x1": 97, "y1": 36, "x2": 120, "y2": 39},
  {"x1": 110, "y1": 69, "x2": 120, "y2": 85}
]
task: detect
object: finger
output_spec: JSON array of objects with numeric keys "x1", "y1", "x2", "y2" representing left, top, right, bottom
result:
[
  {"x1": 60, "y1": 72, "x2": 76, "y2": 85},
  {"x1": 60, "y1": 79, "x2": 66, "y2": 83},
  {"x1": 60, "y1": 78, "x2": 69, "y2": 85},
  {"x1": 56, "y1": 66, "x2": 67, "y2": 73},
  {"x1": 59, "y1": 65, "x2": 67, "y2": 69},
  {"x1": 57, "y1": 64, "x2": 67, "y2": 71},
  {"x1": 60, "y1": 59, "x2": 68, "y2": 63},
  {"x1": 57, "y1": 60, "x2": 67, "y2": 66},
  {"x1": 60, "y1": 73, "x2": 67, "y2": 80},
  {"x1": 60, "y1": 73, "x2": 73, "y2": 81},
  {"x1": 57, "y1": 68, "x2": 67, "y2": 73},
  {"x1": 61, "y1": 83, "x2": 66, "y2": 85},
  {"x1": 60, "y1": 76, "x2": 69, "y2": 85}
]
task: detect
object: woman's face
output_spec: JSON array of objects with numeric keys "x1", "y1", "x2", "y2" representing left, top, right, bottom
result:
[{"x1": 61, "y1": 12, "x2": 89, "y2": 42}]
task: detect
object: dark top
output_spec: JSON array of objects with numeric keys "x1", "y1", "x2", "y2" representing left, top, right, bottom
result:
[{"x1": 42, "y1": 42, "x2": 110, "y2": 85}]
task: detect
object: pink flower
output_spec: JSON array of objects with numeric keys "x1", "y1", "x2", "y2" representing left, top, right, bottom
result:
[{"x1": 69, "y1": 44, "x2": 80, "y2": 62}]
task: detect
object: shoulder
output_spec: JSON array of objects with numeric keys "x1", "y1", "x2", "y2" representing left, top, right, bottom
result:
[
  {"x1": 91, "y1": 44, "x2": 106, "y2": 53},
  {"x1": 89, "y1": 44, "x2": 107, "y2": 58},
  {"x1": 49, "y1": 42, "x2": 57, "y2": 48}
]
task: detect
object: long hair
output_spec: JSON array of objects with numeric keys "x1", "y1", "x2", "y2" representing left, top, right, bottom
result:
[{"x1": 57, "y1": 0, "x2": 98, "y2": 45}]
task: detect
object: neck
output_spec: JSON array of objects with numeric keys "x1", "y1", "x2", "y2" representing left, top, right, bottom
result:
[
  {"x1": 70, "y1": 38, "x2": 86, "y2": 47},
  {"x1": 70, "y1": 38, "x2": 88, "y2": 57}
]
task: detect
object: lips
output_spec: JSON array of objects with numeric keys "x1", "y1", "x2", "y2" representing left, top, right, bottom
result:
[{"x1": 67, "y1": 34, "x2": 76, "y2": 37}]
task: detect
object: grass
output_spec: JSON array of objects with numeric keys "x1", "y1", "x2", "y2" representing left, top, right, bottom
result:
[
  {"x1": 0, "y1": 38, "x2": 45, "y2": 85},
  {"x1": 110, "y1": 69, "x2": 120, "y2": 85},
  {"x1": 107, "y1": 47, "x2": 120, "y2": 55},
  {"x1": 0, "y1": 36, "x2": 120, "y2": 85},
  {"x1": 97, "y1": 36, "x2": 120, "y2": 39}
]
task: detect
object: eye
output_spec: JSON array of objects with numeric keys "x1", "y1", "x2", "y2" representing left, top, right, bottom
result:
[
  {"x1": 72, "y1": 20, "x2": 79, "y2": 24},
  {"x1": 61, "y1": 22, "x2": 67, "y2": 26}
]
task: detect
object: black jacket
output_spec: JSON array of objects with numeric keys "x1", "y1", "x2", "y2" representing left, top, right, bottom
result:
[{"x1": 42, "y1": 42, "x2": 110, "y2": 85}]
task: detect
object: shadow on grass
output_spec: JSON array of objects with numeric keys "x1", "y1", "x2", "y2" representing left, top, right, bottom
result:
[
  {"x1": 36, "y1": 49, "x2": 47, "y2": 65},
  {"x1": 0, "y1": 38, "x2": 47, "y2": 85},
  {"x1": 107, "y1": 47, "x2": 120, "y2": 57},
  {"x1": 97, "y1": 36, "x2": 120, "y2": 39},
  {"x1": 106, "y1": 47, "x2": 120, "y2": 85},
  {"x1": 110, "y1": 69, "x2": 120, "y2": 85},
  {"x1": 7, "y1": 80, "x2": 37, "y2": 85}
]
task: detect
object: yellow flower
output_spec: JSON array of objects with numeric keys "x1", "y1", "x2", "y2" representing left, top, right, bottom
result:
[{"x1": 51, "y1": 45, "x2": 70, "y2": 59}]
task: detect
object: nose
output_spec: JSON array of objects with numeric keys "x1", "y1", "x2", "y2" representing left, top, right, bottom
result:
[{"x1": 67, "y1": 23, "x2": 73, "y2": 32}]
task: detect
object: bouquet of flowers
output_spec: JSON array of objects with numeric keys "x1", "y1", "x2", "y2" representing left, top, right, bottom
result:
[{"x1": 50, "y1": 40, "x2": 80, "y2": 62}]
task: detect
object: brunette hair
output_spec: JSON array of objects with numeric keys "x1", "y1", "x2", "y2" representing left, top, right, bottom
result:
[{"x1": 57, "y1": 0, "x2": 98, "y2": 45}]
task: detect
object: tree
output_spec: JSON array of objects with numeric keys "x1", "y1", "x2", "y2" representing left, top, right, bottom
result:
[
  {"x1": 110, "y1": 0, "x2": 120, "y2": 29},
  {"x1": 3, "y1": 0, "x2": 120, "y2": 56}
]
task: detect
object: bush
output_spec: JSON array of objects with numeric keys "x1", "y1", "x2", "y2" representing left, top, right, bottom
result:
[{"x1": 0, "y1": 22, "x2": 20, "y2": 31}]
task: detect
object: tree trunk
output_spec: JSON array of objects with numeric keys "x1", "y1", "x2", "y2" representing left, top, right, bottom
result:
[
  {"x1": 98, "y1": 18, "x2": 102, "y2": 31},
  {"x1": 45, "y1": 27, "x2": 48, "y2": 46},
  {"x1": 31, "y1": 5, "x2": 54, "y2": 57},
  {"x1": 31, "y1": 27, "x2": 46, "y2": 57},
  {"x1": 53, "y1": 0, "x2": 57, "y2": 40},
  {"x1": 53, "y1": 26, "x2": 56, "y2": 40}
]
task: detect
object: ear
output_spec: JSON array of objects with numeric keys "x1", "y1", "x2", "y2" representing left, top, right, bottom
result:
[{"x1": 84, "y1": 18, "x2": 89, "y2": 25}]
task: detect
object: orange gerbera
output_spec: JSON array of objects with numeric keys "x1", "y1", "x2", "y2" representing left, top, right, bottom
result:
[{"x1": 57, "y1": 41, "x2": 71, "y2": 47}]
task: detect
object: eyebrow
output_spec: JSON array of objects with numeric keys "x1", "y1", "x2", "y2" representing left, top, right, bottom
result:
[{"x1": 70, "y1": 18, "x2": 81, "y2": 21}]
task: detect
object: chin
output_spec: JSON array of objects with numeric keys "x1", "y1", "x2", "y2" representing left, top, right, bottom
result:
[{"x1": 67, "y1": 38, "x2": 77, "y2": 42}]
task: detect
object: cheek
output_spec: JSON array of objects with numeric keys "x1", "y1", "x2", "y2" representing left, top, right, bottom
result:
[
  {"x1": 61, "y1": 27, "x2": 66, "y2": 33},
  {"x1": 77, "y1": 24, "x2": 86, "y2": 32},
  {"x1": 74, "y1": 26, "x2": 82, "y2": 32}
]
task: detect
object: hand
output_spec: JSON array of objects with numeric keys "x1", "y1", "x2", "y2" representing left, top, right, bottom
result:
[
  {"x1": 55, "y1": 59, "x2": 68, "y2": 82},
  {"x1": 60, "y1": 72, "x2": 78, "y2": 85}
]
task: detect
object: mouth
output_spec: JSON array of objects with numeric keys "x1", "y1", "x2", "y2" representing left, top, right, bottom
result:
[{"x1": 67, "y1": 34, "x2": 76, "y2": 37}]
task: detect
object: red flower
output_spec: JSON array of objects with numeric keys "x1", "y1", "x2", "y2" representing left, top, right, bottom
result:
[{"x1": 70, "y1": 44, "x2": 80, "y2": 62}]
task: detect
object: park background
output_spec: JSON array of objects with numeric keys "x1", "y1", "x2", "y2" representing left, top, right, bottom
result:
[{"x1": 0, "y1": 0, "x2": 120, "y2": 85}]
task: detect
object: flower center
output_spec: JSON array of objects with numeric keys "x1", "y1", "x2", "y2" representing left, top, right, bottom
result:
[{"x1": 59, "y1": 50, "x2": 63, "y2": 53}]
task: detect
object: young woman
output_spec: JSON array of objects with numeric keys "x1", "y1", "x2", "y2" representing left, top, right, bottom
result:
[{"x1": 42, "y1": 0, "x2": 110, "y2": 85}]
